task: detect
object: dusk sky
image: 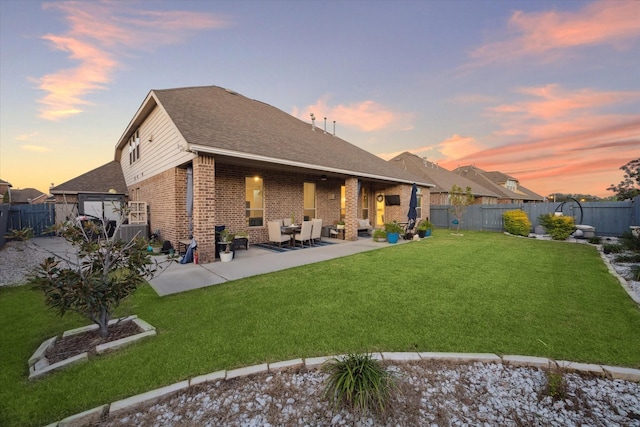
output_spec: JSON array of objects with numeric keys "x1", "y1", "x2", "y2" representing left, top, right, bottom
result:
[{"x1": 1, "y1": 0, "x2": 638, "y2": 198}]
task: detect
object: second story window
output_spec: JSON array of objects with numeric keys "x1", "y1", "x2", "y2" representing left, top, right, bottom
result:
[{"x1": 129, "y1": 130, "x2": 140, "y2": 165}]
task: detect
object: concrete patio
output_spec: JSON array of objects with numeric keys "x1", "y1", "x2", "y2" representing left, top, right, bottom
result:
[{"x1": 30, "y1": 236, "x2": 409, "y2": 296}]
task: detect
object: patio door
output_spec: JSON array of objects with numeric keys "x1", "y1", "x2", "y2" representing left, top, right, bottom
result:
[{"x1": 375, "y1": 193, "x2": 385, "y2": 228}]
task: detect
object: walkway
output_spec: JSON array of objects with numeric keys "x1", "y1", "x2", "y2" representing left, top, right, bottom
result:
[{"x1": 30, "y1": 236, "x2": 408, "y2": 296}]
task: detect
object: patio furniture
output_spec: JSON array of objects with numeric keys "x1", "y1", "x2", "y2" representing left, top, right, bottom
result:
[
  {"x1": 231, "y1": 237, "x2": 249, "y2": 251},
  {"x1": 268, "y1": 221, "x2": 290, "y2": 247},
  {"x1": 311, "y1": 218, "x2": 323, "y2": 244},
  {"x1": 357, "y1": 218, "x2": 373, "y2": 236},
  {"x1": 294, "y1": 220, "x2": 313, "y2": 247}
]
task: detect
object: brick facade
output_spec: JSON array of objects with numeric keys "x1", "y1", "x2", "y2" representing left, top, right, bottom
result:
[{"x1": 129, "y1": 157, "x2": 431, "y2": 262}]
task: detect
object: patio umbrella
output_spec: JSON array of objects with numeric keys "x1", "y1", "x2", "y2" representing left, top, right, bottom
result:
[
  {"x1": 407, "y1": 183, "x2": 417, "y2": 231},
  {"x1": 186, "y1": 166, "x2": 193, "y2": 237}
]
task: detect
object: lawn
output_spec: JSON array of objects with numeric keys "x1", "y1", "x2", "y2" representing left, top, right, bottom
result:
[{"x1": 1, "y1": 231, "x2": 639, "y2": 426}]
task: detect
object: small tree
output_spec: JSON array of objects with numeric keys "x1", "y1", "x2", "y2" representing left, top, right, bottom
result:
[
  {"x1": 28, "y1": 207, "x2": 158, "y2": 337},
  {"x1": 449, "y1": 184, "x2": 474, "y2": 233},
  {"x1": 607, "y1": 158, "x2": 640, "y2": 200}
]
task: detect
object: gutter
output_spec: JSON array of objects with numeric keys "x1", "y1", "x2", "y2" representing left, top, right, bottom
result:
[{"x1": 189, "y1": 144, "x2": 434, "y2": 188}]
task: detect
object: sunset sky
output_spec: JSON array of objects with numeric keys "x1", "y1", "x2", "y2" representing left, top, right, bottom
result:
[{"x1": 1, "y1": 0, "x2": 638, "y2": 198}]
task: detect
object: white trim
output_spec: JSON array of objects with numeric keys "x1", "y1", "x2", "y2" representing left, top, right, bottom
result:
[{"x1": 189, "y1": 144, "x2": 434, "y2": 187}]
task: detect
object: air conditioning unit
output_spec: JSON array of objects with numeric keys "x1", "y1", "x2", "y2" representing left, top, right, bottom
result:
[{"x1": 116, "y1": 224, "x2": 148, "y2": 242}]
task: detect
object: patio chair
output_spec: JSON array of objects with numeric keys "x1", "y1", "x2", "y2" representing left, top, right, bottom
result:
[
  {"x1": 311, "y1": 218, "x2": 323, "y2": 244},
  {"x1": 294, "y1": 220, "x2": 313, "y2": 247},
  {"x1": 268, "y1": 221, "x2": 290, "y2": 247}
]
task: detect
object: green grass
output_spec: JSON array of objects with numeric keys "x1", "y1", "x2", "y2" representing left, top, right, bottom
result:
[{"x1": 1, "y1": 231, "x2": 639, "y2": 426}]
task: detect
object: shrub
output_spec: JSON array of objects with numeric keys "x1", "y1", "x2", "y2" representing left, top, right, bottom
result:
[
  {"x1": 588, "y1": 236, "x2": 602, "y2": 244},
  {"x1": 603, "y1": 243, "x2": 623, "y2": 254},
  {"x1": 544, "y1": 369, "x2": 567, "y2": 401},
  {"x1": 322, "y1": 353, "x2": 397, "y2": 416},
  {"x1": 620, "y1": 231, "x2": 640, "y2": 252},
  {"x1": 503, "y1": 210, "x2": 531, "y2": 236},
  {"x1": 615, "y1": 254, "x2": 640, "y2": 263},
  {"x1": 628, "y1": 265, "x2": 640, "y2": 281},
  {"x1": 537, "y1": 214, "x2": 574, "y2": 240}
]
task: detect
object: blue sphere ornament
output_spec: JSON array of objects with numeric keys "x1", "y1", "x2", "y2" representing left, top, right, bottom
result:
[{"x1": 452, "y1": 219, "x2": 459, "y2": 225}]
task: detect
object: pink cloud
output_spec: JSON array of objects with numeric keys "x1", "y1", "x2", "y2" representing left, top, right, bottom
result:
[
  {"x1": 292, "y1": 97, "x2": 414, "y2": 132},
  {"x1": 468, "y1": 0, "x2": 640, "y2": 66},
  {"x1": 36, "y1": 1, "x2": 231, "y2": 121}
]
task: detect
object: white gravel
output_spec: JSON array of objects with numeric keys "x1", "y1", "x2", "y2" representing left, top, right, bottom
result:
[
  {"x1": 0, "y1": 240, "x2": 53, "y2": 287},
  {"x1": 96, "y1": 361, "x2": 640, "y2": 426}
]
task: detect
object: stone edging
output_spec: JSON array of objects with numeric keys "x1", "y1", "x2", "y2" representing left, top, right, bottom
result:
[
  {"x1": 598, "y1": 249, "x2": 640, "y2": 305},
  {"x1": 47, "y1": 352, "x2": 640, "y2": 427},
  {"x1": 29, "y1": 316, "x2": 156, "y2": 380}
]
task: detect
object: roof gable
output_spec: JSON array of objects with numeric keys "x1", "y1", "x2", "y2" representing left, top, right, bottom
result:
[
  {"x1": 454, "y1": 165, "x2": 543, "y2": 201},
  {"x1": 132, "y1": 86, "x2": 430, "y2": 186},
  {"x1": 389, "y1": 152, "x2": 498, "y2": 197}
]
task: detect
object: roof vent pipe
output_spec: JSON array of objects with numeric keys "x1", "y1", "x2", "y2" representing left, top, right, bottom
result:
[
  {"x1": 333, "y1": 120, "x2": 336, "y2": 137},
  {"x1": 310, "y1": 113, "x2": 316, "y2": 131},
  {"x1": 324, "y1": 117, "x2": 327, "y2": 134}
]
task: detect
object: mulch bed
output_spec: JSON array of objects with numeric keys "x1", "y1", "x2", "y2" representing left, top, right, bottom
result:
[{"x1": 45, "y1": 321, "x2": 142, "y2": 364}]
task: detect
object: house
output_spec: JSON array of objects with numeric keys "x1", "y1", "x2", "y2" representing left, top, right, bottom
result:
[
  {"x1": 389, "y1": 152, "x2": 500, "y2": 205},
  {"x1": 50, "y1": 161, "x2": 128, "y2": 222},
  {"x1": 9, "y1": 188, "x2": 48, "y2": 205},
  {"x1": 60, "y1": 85, "x2": 433, "y2": 262},
  {"x1": 452, "y1": 165, "x2": 544, "y2": 203},
  {"x1": 0, "y1": 179, "x2": 12, "y2": 203}
]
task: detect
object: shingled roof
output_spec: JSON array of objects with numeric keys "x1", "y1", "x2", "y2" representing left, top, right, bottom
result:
[
  {"x1": 117, "y1": 86, "x2": 432, "y2": 187},
  {"x1": 50, "y1": 161, "x2": 127, "y2": 195},
  {"x1": 453, "y1": 165, "x2": 543, "y2": 202},
  {"x1": 10, "y1": 188, "x2": 47, "y2": 204},
  {"x1": 389, "y1": 152, "x2": 499, "y2": 197}
]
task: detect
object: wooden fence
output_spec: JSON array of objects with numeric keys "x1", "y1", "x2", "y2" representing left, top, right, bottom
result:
[
  {"x1": 431, "y1": 196, "x2": 639, "y2": 237},
  {"x1": 0, "y1": 204, "x2": 56, "y2": 248}
]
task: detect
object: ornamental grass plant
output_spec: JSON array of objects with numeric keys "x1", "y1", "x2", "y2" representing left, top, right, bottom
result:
[{"x1": 322, "y1": 353, "x2": 397, "y2": 416}]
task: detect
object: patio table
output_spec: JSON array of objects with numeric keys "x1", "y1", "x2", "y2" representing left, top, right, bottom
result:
[{"x1": 281, "y1": 225, "x2": 301, "y2": 247}]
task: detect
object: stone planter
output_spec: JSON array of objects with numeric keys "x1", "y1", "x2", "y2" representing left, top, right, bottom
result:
[
  {"x1": 220, "y1": 251, "x2": 233, "y2": 262},
  {"x1": 631, "y1": 226, "x2": 640, "y2": 238},
  {"x1": 28, "y1": 315, "x2": 156, "y2": 380}
]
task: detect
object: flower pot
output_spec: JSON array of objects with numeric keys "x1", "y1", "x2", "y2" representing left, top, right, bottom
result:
[
  {"x1": 336, "y1": 224, "x2": 345, "y2": 230},
  {"x1": 417, "y1": 230, "x2": 426, "y2": 238},
  {"x1": 220, "y1": 251, "x2": 233, "y2": 262},
  {"x1": 152, "y1": 246, "x2": 161, "y2": 254},
  {"x1": 424, "y1": 229, "x2": 431, "y2": 237},
  {"x1": 387, "y1": 232, "x2": 399, "y2": 244}
]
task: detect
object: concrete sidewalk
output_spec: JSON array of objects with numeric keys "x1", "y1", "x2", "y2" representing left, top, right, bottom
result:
[{"x1": 30, "y1": 236, "x2": 408, "y2": 296}]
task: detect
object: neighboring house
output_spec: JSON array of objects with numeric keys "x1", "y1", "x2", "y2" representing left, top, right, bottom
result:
[
  {"x1": 61, "y1": 85, "x2": 433, "y2": 262},
  {"x1": 9, "y1": 188, "x2": 48, "y2": 205},
  {"x1": 452, "y1": 165, "x2": 544, "y2": 203},
  {"x1": 389, "y1": 152, "x2": 500, "y2": 205},
  {"x1": 0, "y1": 179, "x2": 11, "y2": 203},
  {"x1": 50, "y1": 161, "x2": 128, "y2": 222}
]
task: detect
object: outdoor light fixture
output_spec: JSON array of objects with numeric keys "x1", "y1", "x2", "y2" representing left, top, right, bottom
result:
[{"x1": 320, "y1": 175, "x2": 327, "y2": 181}]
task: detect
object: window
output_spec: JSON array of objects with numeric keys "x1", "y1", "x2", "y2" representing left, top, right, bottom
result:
[
  {"x1": 246, "y1": 176, "x2": 264, "y2": 227},
  {"x1": 303, "y1": 182, "x2": 316, "y2": 220},
  {"x1": 505, "y1": 179, "x2": 517, "y2": 191},
  {"x1": 128, "y1": 130, "x2": 140, "y2": 165},
  {"x1": 361, "y1": 189, "x2": 369, "y2": 220}
]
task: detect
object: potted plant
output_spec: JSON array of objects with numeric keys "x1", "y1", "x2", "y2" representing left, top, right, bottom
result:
[
  {"x1": 148, "y1": 236, "x2": 163, "y2": 254},
  {"x1": 336, "y1": 220, "x2": 345, "y2": 230},
  {"x1": 384, "y1": 221, "x2": 403, "y2": 244},
  {"x1": 219, "y1": 229, "x2": 236, "y2": 262},
  {"x1": 372, "y1": 229, "x2": 387, "y2": 242},
  {"x1": 416, "y1": 220, "x2": 433, "y2": 238}
]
